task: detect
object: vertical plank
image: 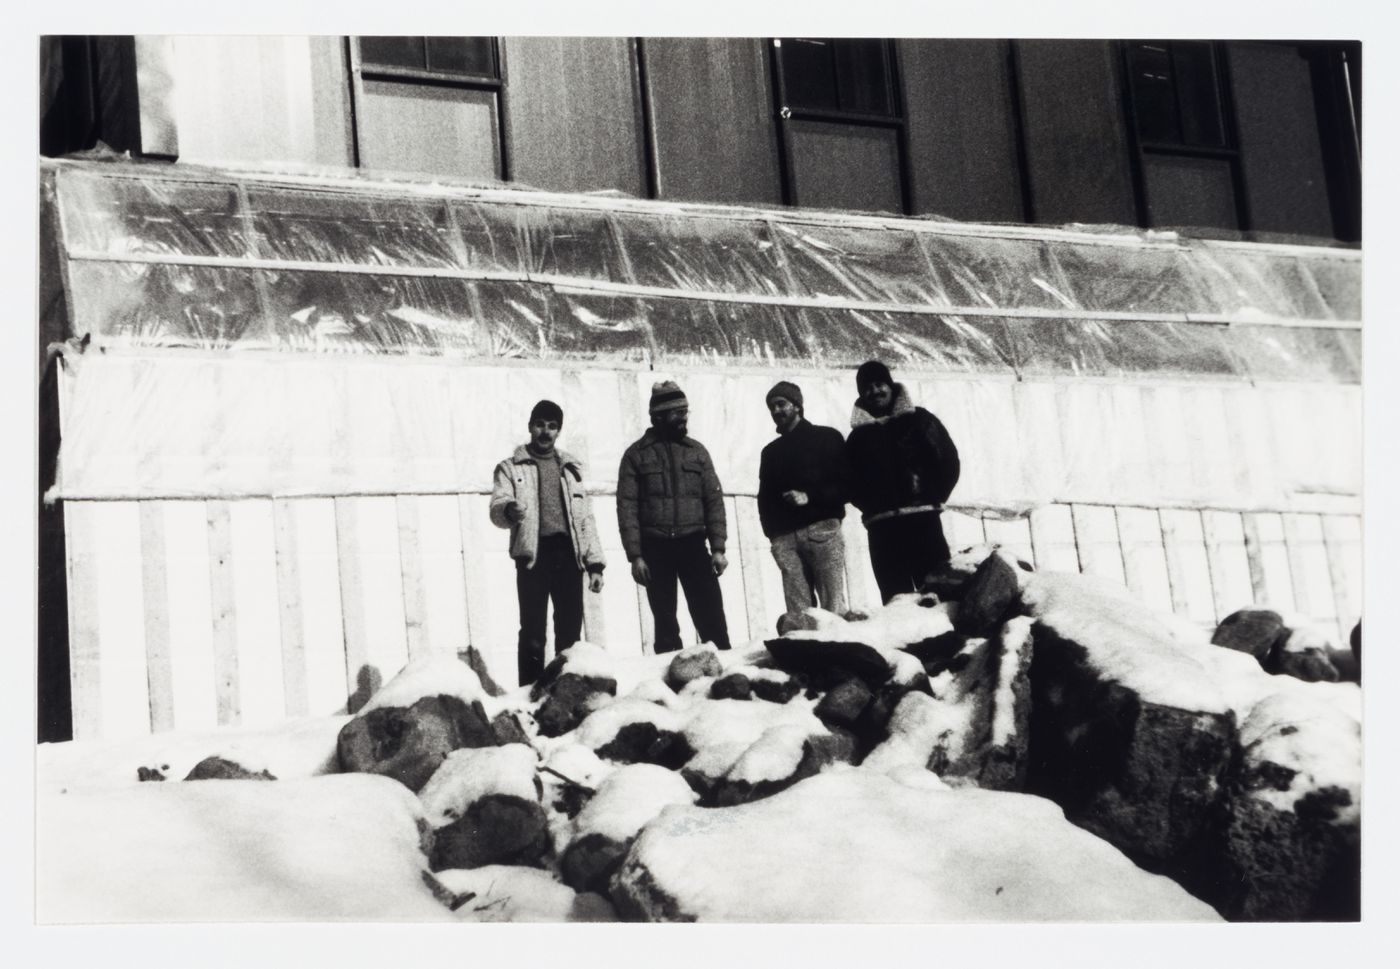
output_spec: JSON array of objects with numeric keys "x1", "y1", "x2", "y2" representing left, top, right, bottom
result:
[
  {"x1": 1159, "y1": 508, "x2": 1219, "y2": 626},
  {"x1": 163, "y1": 501, "x2": 218, "y2": 731},
  {"x1": 1243, "y1": 512, "x2": 1297, "y2": 613},
  {"x1": 1282, "y1": 512, "x2": 1339, "y2": 631},
  {"x1": 396, "y1": 494, "x2": 430, "y2": 660},
  {"x1": 139, "y1": 502, "x2": 175, "y2": 733},
  {"x1": 292, "y1": 498, "x2": 350, "y2": 717},
  {"x1": 457, "y1": 493, "x2": 518, "y2": 688},
  {"x1": 1071, "y1": 504, "x2": 1126, "y2": 588},
  {"x1": 983, "y1": 515, "x2": 1035, "y2": 570},
  {"x1": 944, "y1": 509, "x2": 986, "y2": 554},
  {"x1": 1202, "y1": 510, "x2": 1256, "y2": 620},
  {"x1": 717, "y1": 496, "x2": 759, "y2": 647},
  {"x1": 272, "y1": 498, "x2": 310, "y2": 718},
  {"x1": 1028, "y1": 503, "x2": 1079, "y2": 574},
  {"x1": 841, "y1": 516, "x2": 881, "y2": 614},
  {"x1": 1115, "y1": 506, "x2": 1174, "y2": 615},
  {"x1": 206, "y1": 501, "x2": 242, "y2": 727},
  {"x1": 733, "y1": 496, "x2": 776, "y2": 642},
  {"x1": 1321, "y1": 515, "x2": 1362, "y2": 641},
  {"x1": 91, "y1": 502, "x2": 151, "y2": 740},
  {"x1": 227, "y1": 500, "x2": 285, "y2": 728},
  {"x1": 63, "y1": 502, "x2": 103, "y2": 741},
  {"x1": 416, "y1": 494, "x2": 471, "y2": 657},
  {"x1": 587, "y1": 496, "x2": 643, "y2": 660}
]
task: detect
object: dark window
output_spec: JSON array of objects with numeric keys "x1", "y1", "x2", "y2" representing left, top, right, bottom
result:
[
  {"x1": 776, "y1": 38, "x2": 897, "y2": 118},
  {"x1": 1126, "y1": 41, "x2": 1227, "y2": 149},
  {"x1": 771, "y1": 38, "x2": 909, "y2": 213},
  {"x1": 1123, "y1": 40, "x2": 1244, "y2": 231},
  {"x1": 359, "y1": 36, "x2": 498, "y2": 81}
]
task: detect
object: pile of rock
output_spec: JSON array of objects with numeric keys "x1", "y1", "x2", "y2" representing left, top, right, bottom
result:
[{"x1": 58, "y1": 549, "x2": 1357, "y2": 923}]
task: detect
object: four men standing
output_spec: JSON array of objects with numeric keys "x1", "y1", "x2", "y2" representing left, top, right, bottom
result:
[{"x1": 495, "y1": 362, "x2": 960, "y2": 680}]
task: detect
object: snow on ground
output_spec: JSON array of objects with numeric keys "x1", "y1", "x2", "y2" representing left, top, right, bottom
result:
[
  {"x1": 36, "y1": 774, "x2": 452, "y2": 922},
  {"x1": 572, "y1": 764, "x2": 697, "y2": 843},
  {"x1": 616, "y1": 767, "x2": 1221, "y2": 922},
  {"x1": 36, "y1": 715, "x2": 349, "y2": 792},
  {"x1": 433, "y1": 865, "x2": 617, "y2": 922}
]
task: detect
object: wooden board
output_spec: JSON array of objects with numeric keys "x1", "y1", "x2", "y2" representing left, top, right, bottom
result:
[
  {"x1": 841, "y1": 516, "x2": 881, "y2": 614},
  {"x1": 943, "y1": 510, "x2": 986, "y2": 555},
  {"x1": 1159, "y1": 508, "x2": 1219, "y2": 626},
  {"x1": 63, "y1": 502, "x2": 105, "y2": 741},
  {"x1": 732, "y1": 496, "x2": 776, "y2": 642},
  {"x1": 162, "y1": 501, "x2": 219, "y2": 731},
  {"x1": 334, "y1": 496, "x2": 409, "y2": 711},
  {"x1": 982, "y1": 515, "x2": 1035, "y2": 570},
  {"x1": 1242, "y1": 511, "x2": 1297, "y2": 614},
  {"x1": 1070, "y1": 504, "x2": 1125, "y2": 588},
  {"x1": 456, "y1": 493, "x2": 519, "y2": 688},
  {"x1": 227, "y1": 500, "x2": 286, "y2": 729},
  {"x1": 285, "y1": 498, "x2": 350, "y2": 717},
  {"x1": 1321, "y1": 514, "x2": 1362, "y2": 640},
  {"x1": 1028, "y1": 504, "x2": 1079, "y2": 574},
  {"x1": 272, "y1": 498, "x2": 309, "y2": 718},
  {"x1": 206, "y1": 501, "x2": 242, "y2": 727},
  {"x1": 1115, "y1": 506, "x2": 1173, "y2": 615},
  {"x1": 1201, "y1": 510, "x2": 1256, "y2": 620},
  {"x1": 1281, "y1": 512, "x2": 1339, "y2": 632},
  {"x1": 138, "y1": 502, "x2": 175, "y2": 732}
]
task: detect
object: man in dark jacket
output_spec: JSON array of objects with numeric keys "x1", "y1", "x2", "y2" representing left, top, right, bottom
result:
[
  {"x1": 846, "y1": 360, "x2": 961, "y2": 603},
  {"x1": 757, "y1": 380, "x2": 850, "y2": 618},
  {"x1": 617, "y1": 380, "x2": 731, "y2": 652}
]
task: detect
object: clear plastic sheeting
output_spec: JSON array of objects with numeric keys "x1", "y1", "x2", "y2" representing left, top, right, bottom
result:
[{"x1": 45, "y1": 158, "x2": 1361, "y2": 383}]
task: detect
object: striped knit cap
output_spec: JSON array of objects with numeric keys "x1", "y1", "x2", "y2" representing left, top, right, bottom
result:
[{"x1": 649, "y1": 380, "x2": 688, "y2": 415}]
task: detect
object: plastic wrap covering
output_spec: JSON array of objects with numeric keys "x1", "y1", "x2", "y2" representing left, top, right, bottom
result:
[{"x1": 46, "y1": 159, "x2": 1360, "y2": 383}]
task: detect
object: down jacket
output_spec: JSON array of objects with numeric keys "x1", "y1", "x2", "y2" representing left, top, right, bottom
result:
[
  {"x1": 846, "y1": 383, "x2": 960, "y2": 521},
  {"x1": 616, "y1": 429, "x2": 727, "y2": 561},
  {"x1": 489, "y1": 445, "x2": 606, "y2": 573}
]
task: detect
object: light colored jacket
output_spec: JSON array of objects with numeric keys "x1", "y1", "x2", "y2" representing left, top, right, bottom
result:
[{"x1": 489, "y1": 445, "x2": 606, "y2": 573}]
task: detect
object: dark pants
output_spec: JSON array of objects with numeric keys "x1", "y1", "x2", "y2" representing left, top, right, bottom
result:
[
  {"x1": 516, "y1": 533, "x2": 584, "y2": 686},
  {"x1": 641, "y1": 533, "x2": 730, "y2": 653},
  {"x1": 866, "y1": 511, "x2": 951, "y2": 604}
]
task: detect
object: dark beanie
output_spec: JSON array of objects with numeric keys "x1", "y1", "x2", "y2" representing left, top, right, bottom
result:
[
  {"x1": 649, "y1": 380, "x2": 688, "y2": 415},
  {"x1": 855, "y1": 360, "x2": 893, "y2": 390},
  {"x1": 530, "y1": 399, "x2": 564, "y2": 426},
  {"x1": 765, "y1": 380, "x2": 804, "y2": 412}
]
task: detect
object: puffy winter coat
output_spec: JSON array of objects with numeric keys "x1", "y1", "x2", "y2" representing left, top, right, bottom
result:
[
  {"x1": 757, "y1": 419, "x2": 849, "y2": 538},
  {"x1": 489, "y1": 445, "x2": 606, "y2": 573},
  {"x1": 846, "y1": 383, "x2": 960, "y2": 522},
  {"x1": 616, "y1": 429, "x2": 727, "y2": 561}
]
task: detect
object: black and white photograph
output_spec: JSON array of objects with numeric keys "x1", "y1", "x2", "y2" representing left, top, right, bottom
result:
[{"x1": 11, "y1": 0, "x2": 1396, "y2": 958}]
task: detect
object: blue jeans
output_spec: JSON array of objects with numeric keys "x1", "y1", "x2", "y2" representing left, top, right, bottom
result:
[{"x1": 770, "y1": 518, "x2": 848, "y2": 616}]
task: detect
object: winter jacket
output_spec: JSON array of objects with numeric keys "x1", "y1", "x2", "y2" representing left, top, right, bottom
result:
[
  {"x1": 757, "y1": 419, "x2": 849, "y2": 538},
  {"x1": 490, "y1": 445, "x2": 606, "y2": 573},
  {"x1": 846, "y1": 383, "x2": 960, "y2": 523},
  {"x1": 616, "y1": 429, "x2": 727, "y2": 561}
]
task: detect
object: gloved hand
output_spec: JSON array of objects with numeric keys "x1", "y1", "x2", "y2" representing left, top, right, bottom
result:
[
  {"x1": 711, "y1": 551, "x2": 728, "y2": 577},
  {"x1": 587, "y1": 571, "x2": 604, "y2": 593},
  {"x1": 630, "y1": 557, "x2": 651, "y2": 586}
]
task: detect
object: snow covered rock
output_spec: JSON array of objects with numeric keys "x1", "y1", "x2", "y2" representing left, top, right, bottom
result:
[
  {"x1": 679, "y1": 699, "x2": 830, "y2": 797},
  {"x1": 529, "y1": 642, "x2": 619, "y2": 702},
  {"x1": 337, "y1": 694, "x2": 499, "y2": 793},
  {"x1": 709, "y1": 671, "x2": 753, "y2": 700},
  {"x1": 764, "y1": 635, "x2": 893, "y2": 691},
  {"x1": 1216, "y1": 688, "x2": 1361, "y2": 920},
  {"x1": 665, "y1": 645, "x2": 725, "y2": 691},
  {"x1": 37, "y1": 774, "x2": 452, "y2": 922},
  {"x1": 183, "y1": 756, "x2": 276, "y2": 781},
  {"x1": 1211, "y1": 608, "x2": 1286, "y2": 664},
  {"x1": 710, "y1": 723, "x2": 849, "y2": 807},
  {"x1": 535, "y1": 672, "x2": 617, "y2": 738},
  {"x1": 360, "y1": 652, "x2": 492, "y2": 714},
  {"x1": 576, "y1": 698, "x2": 694, "y2": 769},
  {"x1": 560, "y1": 764, "x2": 696, "y2": 894},
  {"x1": 610, "y1": 768, "x2": 1221, "y2": 922},
  {"x1": 417, "y1": 744, "x2": 550, "y2": 871},
  {"x1": 435, "y1": 865, "x2": 617, "y2": 922},
  {"x1": 952, "y1": 550, "x2": 1025, "y2": 637},
  {"x1": 1269, "y1": 625, "x2": 1340, "y2": 683},
  {"x1": 1022, "y1": 572, "x2": 1237, "y2": 868}
]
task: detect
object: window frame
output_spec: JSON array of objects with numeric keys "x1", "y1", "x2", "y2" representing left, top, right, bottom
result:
[
  {"x1": 768, "y1": 37, "x2": 912, "y2": 213},
  {"x1": 346, "y1": 36, "x2": 512, "y2": 181},
  {"x1": 1120, "y1": 39, "x2": 1250, "y2": 231}
]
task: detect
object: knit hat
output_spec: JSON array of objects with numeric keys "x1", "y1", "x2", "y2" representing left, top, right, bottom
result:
[
  {"x1": 855, "y1": 360, "x2": 893, "y2": 391},
  {"x1": 765, "y1": 380, "x2": 804, "y2": 413},
  {"x1": 529, "y1": 399, "x2": 564, "y2": 426},
  {"x1": 649, "y1": 380, "x2": 688, "y2": 415}
]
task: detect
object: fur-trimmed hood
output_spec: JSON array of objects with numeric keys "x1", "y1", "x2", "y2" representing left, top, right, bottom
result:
[{"x1": 850, "y1": 383, "x2": 916, "y2": 429}]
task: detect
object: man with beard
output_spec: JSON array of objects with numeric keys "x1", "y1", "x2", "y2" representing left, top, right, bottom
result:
[
  {"x1": 846, "y1": 361, "x2": 961, "y2": 603},
  {"x1": 490, "y1": 399, "x2": 606, "y2": 686},
  {"x1": 617, "y1": 380, "x2": 731, "y2": 652},
  {"x1": 757, "y1": 380, "x2": 850, "y2": 620}
]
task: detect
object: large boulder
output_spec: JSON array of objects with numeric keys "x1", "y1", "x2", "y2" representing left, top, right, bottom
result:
[
  {"x1": 560, "y1": 764, "x2": 695, "y2": 894},
  {"x1": 535, "y1": 672, "x2": 617, "y2": 738},
  {"x1": 763, "y1": 637, "x2": 893, "y2": 691},
  {"x1": 610, "y1": 770, "x2": 1221, "y2": 922},
  {"x1": 952, "y1": 551, "x2": 1024, "y2": 637},
  {"x1": 529, "y1": 642, "x2": 618, "y2": 702},
  {"x1": 665, "y1": 646, "x2": 724, "y2": 692},
  {"x1": 1267, "y1": 626, "x2": 1340, "y2": 683},
  {"x1": 1211, "y1": 608, "x2": 1286, "y2": 664},
  {"x1": 421, "y1": 745, "x2": 550, "y2": 872},
  {"x1": 710, "y1": 724, "x2": 848, "y2": 807},
  {"x1": 337, "y1": 694, "x2": 498, "y2": 793}
]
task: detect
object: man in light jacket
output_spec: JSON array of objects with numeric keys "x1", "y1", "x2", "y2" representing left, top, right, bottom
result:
[
  {"x1": 490, "y1": 399, "x2": 605, "y2": 686},
  {"x1": 617, "y1": 380, "x2": 731, "y2": 652}
]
